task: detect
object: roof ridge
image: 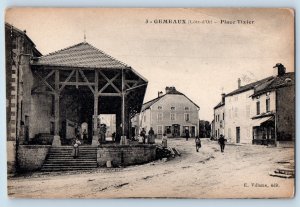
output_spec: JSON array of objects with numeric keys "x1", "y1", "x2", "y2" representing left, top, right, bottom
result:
[
  {"x1": 86, "y1": 42, "x2": 129, "y2": 67},
  {"x1": 40, "y1": 42, "x2": 86, "y2": 58}
]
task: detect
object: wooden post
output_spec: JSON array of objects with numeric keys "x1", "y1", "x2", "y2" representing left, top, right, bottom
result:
[
  {"x1": 52, "y1": 69, "x2": 61, "y2": 146},
  {"x1": 121, "y1": 69, "x2": 127, "y2": 144},
  {"x1": 92, "y1": 70, "x2": 99, "y2": 146}
]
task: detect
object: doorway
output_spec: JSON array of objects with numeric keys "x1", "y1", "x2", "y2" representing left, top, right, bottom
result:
[
  {"x1": 172, "y1": 124, "x2": 180, "y2": 137},
  {"x1": 236, "y1": 127, "x2": 240, "y2": 143}
]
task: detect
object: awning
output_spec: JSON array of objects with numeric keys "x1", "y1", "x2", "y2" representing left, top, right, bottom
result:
[{"x1": 252, "y1": 116, "x2": 274, "y2": 127}]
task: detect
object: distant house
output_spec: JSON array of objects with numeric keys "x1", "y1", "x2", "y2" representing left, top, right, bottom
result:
[
  {"x1": 212, "y1": 64, "x2": 295, "y2": 145},
  {"x1": 134, "y1": 87, "x2": 200, "y2": 138},
  {"x1": 213, "y1": 93, "x2": 225, "y2": 139}
]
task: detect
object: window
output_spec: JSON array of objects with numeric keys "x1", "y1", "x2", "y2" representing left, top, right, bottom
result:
[
  {"x1": 157, "y1": 113, "x2": 163, "y2": 121},
  {"x1": 157, "y1": 125, "x2": 163, "y2": 135},
  {"x1": 223, "y1": 113, "x2": 224, "y2": 120},
  {"x1": 170, "y1": 113, "x2": 176, "y2": 121},
  {"x1": 266, "y1": 98, "x2": 270, "y2": 112},
  {"x1": 171, "y1": 106, "x2": 175, "y2": 110},
  {"x1": 234, "y1": 107, "x2": 238, "y2": 118},
  {"x1": 184, "y1": 107, "x2": 189, "y2": 111},
  {"x1": 144, "y1": 115, "x2": 146, "y2": 122},
  {"x1": 218, "y1": 115, "x2": 220, "y2": 122},
  {"x1": 184, "y1": 113, "x2": 190, "y2": 121},
  {"x1": 215, "y1": 115, "x2": 218, "y2": 122},
  {"x1": 246, "y1": 105, "x2": 250, "y2": 118},
  {"x1": 256, "y1": 101, "x2": 260, "y2": 115},
  {"x1": 158, "y1": 106, "x2": 162, "y2": 110},
  {"x1": 228, "y1": 128, "x2": 231, "y2": 138}
]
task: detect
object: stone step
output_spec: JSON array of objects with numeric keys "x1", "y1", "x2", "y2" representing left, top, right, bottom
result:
[
  {"x1": 41, "y1": 168, "x2": 96, "y2": 172},
  {"x1": 45, "y1": 160, "x2": 97, "y2": 163},
  {"x1": 41, "y1": 146, "x2": 98, "y2": 172},
  {"x1": 43, "y1": 163, "x2": 97, "y2": 167},
  {"x1": 274, "y1": 168, "x2": 294, "y2": 175},
  {"x1": 269, "y1": 172, "x2": 294, "y2": 178}
]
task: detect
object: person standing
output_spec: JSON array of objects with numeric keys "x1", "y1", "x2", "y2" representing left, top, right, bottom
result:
[
  {"x1": 72, "y1": 138, "x2": 81, "y2": 158},
  {"x1": 162, "y1": 133, "x2": 168, "y2": 148},
  {"x1": 218, "y1": 134, "x2": 226, "y2": 153},
  {"x1": 148, "y1": 127, "x2": 155, "y2": 144},
  {"x1": 140, "y1": 128, "x2": 146, "y2": 144},
  {"x1": 195, "y1": 137, "x2": 201, "y2": 152},
  {"x1": 185, "y1": 128, "x2": 190, "y2": 141}
]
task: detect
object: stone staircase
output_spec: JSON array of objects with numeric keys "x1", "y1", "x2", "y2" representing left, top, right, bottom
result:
[
  {"x1": 41, "y1": 146, "x2": 98, "y2": 172},
  {"x1": 269, "y1": 160, "x2": 295, "y2": 179}
]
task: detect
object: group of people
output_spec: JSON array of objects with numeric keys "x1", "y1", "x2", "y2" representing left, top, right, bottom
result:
[
  {"x1": 194, "y1": 134, "x2": 226, "y2": 153},
  {"x1": 139, "y1": 127, "x2": 155, "y2": 144}
]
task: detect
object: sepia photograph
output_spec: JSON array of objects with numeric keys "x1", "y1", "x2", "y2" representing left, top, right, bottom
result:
[{"x1": 5, "y1": 8, "x2": 295, "y2": 198}]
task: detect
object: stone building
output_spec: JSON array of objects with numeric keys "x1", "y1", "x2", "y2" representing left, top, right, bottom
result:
[
  {"x1": 213, "y1": 93, "x2": 225, "y2": 139},
  {"x1": 135, "y1": 87, "x2": 200, "y2": 138},
  {"x1": 6, "y1": 23, "x2": 152, "y2": 173},
  {"x1": 212, "y1": 64, "x2": 295, "y2": 145},
  {"x1": 5, "y1": 23, "x2": 42, "y2": 174}
]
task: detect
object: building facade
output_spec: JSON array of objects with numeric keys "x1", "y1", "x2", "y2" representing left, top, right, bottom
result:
[
  {"x1": 213, "y1": 94, "x2": 225, "y2": 139},
  {"x1": 5, "y1": 23, "x2": 42, "y2": 174},
  {"x1": 213, "y1": 64, "x2": 295, "y2": 145},
  {"x1": 136, "y1": 87, "x2": 200, "y2": 138}
]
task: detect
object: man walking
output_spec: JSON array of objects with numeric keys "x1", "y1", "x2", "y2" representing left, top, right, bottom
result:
[
  {"x1": 218, "y1": 134, "x2": 226, "y2": 152},
  {"x1": 195, "y1": 137, "x2": 201, "y2": 152}
]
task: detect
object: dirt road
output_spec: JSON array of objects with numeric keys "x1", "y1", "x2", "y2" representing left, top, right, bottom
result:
[{"x1": 8, "y1": 139, "x2": 294, "y2": 198}]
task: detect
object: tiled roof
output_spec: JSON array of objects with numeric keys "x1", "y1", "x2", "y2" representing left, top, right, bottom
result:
[
  {"x1": 225, "y1": 76, "x2": 274, "y2": 97},
  {"x1": 252, "y1": 72, "x2": 294, "y2": 97},
  {"x1": 32, "y1": 42, "x2": 128, "y2": 69},
  {"x1": 213, "y1": 101, "x2": 225, "y2": 110},
  {"x1": 5, "y1": 22, "x2": 42, "y2": 56},
  {"x1": 141, "y1": 88, "x2": 199, "y2": 111}
]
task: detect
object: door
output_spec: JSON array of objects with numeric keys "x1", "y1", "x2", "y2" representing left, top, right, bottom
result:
[
  {"x1": 172, "y1": 124, "x2": 180, "y2": 137},
  {"x1": 236, "y1": 127, "x2": 240, "y2": 143},
  {"x1": 24, "y1": 116, "x2": 29, "y2": 143},
  {"x1": 191, "y1": 126, "x2": 195, "y2": 137}
]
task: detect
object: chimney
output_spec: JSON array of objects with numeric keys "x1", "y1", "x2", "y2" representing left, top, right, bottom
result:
[
  {"x1": 273, "y1": 63, "x2": 286, "y2": 77},
  {"x1": 165, "y1": 87, "x2": 170, "y2": 94},
  {"x1": 158, "y1": 91, "x2": 163, "y2": 97},
  {"x1": 221, "y1": 93, "x2": 226, "y2": 104},
  {"x1": 238, "y1": 78, "x2": 241, "y2": 89}
]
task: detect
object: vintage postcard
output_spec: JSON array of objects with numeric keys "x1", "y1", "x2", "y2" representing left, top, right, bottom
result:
[{"x1": 5, "y1": 8, "x2": 295, "y2": 198}]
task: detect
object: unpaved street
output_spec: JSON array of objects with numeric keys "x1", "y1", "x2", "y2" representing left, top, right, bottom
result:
[{"x1": 8, "y1": 139, "x2": 294, "y2": 198}]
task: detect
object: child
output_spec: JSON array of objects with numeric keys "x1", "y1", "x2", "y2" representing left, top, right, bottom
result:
[
  {"x1": 195, "y1": 137, "x2": 201, "y2": 152},
  {"x1": 162, "y1": 133, "x2": 168, "y2": 148}
]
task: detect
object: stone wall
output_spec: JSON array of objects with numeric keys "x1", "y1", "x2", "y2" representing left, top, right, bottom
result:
[
  {"x1": 97, "y1": 144, "x2": 156, "y2": 167},
  {"x1": 18, "y1": 145, "x2": 51, "y2": 172},
  {"x1": 7, "y1": 141, "x2": 16, "y2": 175}
]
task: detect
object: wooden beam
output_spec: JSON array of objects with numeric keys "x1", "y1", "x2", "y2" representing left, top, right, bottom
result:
[
  {"x1": 54, "y1": 70, "x2": 60, "y2": 136},
  {"x1": 59, "y1": 82, "x2": 95, "y2": 86},
  {"x1": 99, "y1": 93, "x2": 122, "y2": 97},
  {"x1": 33, "y1": 70, "x2": 55, "y2": 92},
  {"x1": 59, "y1": 70, "x2": 76, "y2": 92},
  {"x1": 98, "y1": 71, "x2": 121, "y2": 93},
  {"x1": 78, "y1": 69, "x2": 95, "y2": 94}
]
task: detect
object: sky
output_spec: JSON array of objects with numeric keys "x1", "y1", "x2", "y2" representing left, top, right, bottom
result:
[{"x1": 5, "y1": 8, "x2": 294, "y2": 121}]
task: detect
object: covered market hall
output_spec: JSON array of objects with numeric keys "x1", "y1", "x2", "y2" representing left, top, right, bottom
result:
[{"x1": 30, "y1": 42, "x2": 148, "y2": 146}]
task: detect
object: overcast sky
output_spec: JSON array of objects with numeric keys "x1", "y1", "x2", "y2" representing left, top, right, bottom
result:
[{"x1": 6, "y1": 8, "x2": 294, "y2": 121}]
